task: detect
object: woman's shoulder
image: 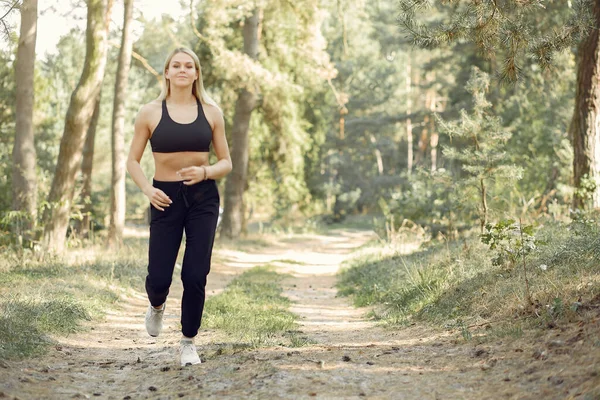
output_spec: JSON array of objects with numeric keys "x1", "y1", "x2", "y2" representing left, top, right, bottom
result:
[
  {"x1": 201, "y1": 102, "x2": 223, "y2": 118},
  {"x1": 136, "y1": 100, "x2": 162, "y2": 119},
  {"x1": 142, "y1": 99, "x2": 163, "y2": 112}
]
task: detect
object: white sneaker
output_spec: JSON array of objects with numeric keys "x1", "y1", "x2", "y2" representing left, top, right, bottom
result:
[
  {"x1": 180, "y1": 339, "x2": 201, "y2": 366},
  {"x1": 145, "y1": 304, "x2": 164, "y2": 337}
]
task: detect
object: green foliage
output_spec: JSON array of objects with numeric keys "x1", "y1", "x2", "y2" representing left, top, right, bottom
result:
[
  {"x1": 438, "y1": 67, "x2": 523, "y2": 229},
  {"x1": 574, "y1": 174, "x2": 598, "y2": 209},
  {"x1": 480, "y1": 219, "x2": 538, "y2": 267},
  {"x1": 568, "y1": 208, "x2": 599, "y2": 236},
  {"x1": 382, "y1": 168, "x2": 467, "y2": 240},
  {"x1": 1, "y1": 0, "x2": 581, "y2": 242},
  {"x1": 313, "y1": 0, "x2": 430, "y2": 221},
  {"x1": 497, "y1": 51, "x2": 575, "y2": 215}
]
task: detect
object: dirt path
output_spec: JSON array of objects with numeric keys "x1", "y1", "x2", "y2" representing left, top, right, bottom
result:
[{"x1": 1, "y1": 229, "x2": 599, "y2": 400}]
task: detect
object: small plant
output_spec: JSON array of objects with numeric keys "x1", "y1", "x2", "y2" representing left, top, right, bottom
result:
[
  {"x1": 480, "y1": 219, "x2": 537, "y2": 268},
  {"x1": 458, "y1": 320, "x2": 472, "y2": 342},
  {"x1": 568, "y1": 208, "x2": 598, "y2": 236},
  {"x1": 574, "y1": 174, "x2": 597, "y2": 209},
  {"x1": 481, "y1": 218, "x2": 539, "y2": 306},
  {"x1": 549, "y1": 297, "x2": 564, "y2": 319}
]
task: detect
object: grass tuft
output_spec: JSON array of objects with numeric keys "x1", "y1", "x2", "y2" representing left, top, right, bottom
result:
[
  {"x1": 204, "y1": 266, "x2": 299, "y2": 347},
  {"x1": 0, "y1": 295, "x2": 91, "y2": 359}
]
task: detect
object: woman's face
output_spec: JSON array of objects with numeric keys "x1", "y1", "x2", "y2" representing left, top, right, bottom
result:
[{"x1": 166, "y1": 52, "x2": 198, "y2": 88}]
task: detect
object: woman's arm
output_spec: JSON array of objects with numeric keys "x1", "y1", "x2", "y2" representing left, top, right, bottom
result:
[
  {"x1": 127, "y1": 105, "x2": 172, "y2": 211},
  {"x1": 205, "y1": 106, "x2": 232, "y2": 179}
]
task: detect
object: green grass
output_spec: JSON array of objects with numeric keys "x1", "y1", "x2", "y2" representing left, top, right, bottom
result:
[
  {"x1": 0, "y1": 234, "x2": 308, "y2": 359},
  {"x1": 0, "y1": 237, "x2": 149, "y2": 360},
  {"x1": 0, "y1": 295, "x2": 91, "y2": 359},
  {"x1": 337, "y1": 221, "x2": 600, "y2": 334},
  {"x1": 204, "y1": 266, "x2": 301, "y2": 347}
]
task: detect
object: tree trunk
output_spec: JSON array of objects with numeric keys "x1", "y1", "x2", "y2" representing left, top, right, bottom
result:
[
  {"x1": 78, "y1": 90, "x2": 102, "y2": 239},
  {"x1": 220, "y1": 8, "x2": 260, "y2": 239},
  {"x1": 369, "y1": 134, "x2": 383, "y2": 174},
  {"x1": 416, "y1": 117, "x2": 429, "y2": 166},
  {"x1": 107, "y1": 0, "x2": 134, "y2": 248},
  {"x1": 480, "y1": 178, "x2": 488, "y2": 234},
  {"x1": 11, "y1": 0, "x2": 38, "y2": 242},
  {"x1": 406, "y1": 63, "x2": 413, "y2": 175},
  {"x1": 42, "y1": 0, "x2": 111, "y2": 252},
  {"x1": 571, "y1": 0, "x2": 600, "y2": 209},
  {"x1": 429, "y1": 91, "x2": 438, "y2": 172}
]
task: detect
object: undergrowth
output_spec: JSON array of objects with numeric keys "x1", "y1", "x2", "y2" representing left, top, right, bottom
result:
[{"x1": 337, "y1": 221, "x2": 600, "y2": 337}]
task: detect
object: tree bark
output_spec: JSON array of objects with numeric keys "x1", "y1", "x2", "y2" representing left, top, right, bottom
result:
[
  {"x1": 479, "y1": 178, "x2": 488, "y2": 234},
  {"x1": 107, "y1": 0, "x2": 134, "y2": 248},
  {"x1": 42, "y1": 0, "x2": 111, "y2": 252},
  {"x1": 78, "y1": 90, "x2": 102, "y2": 239},
  {"x1": 220, "y1": 8, "x2": 260, "y2": 239},
  {"x1": 369, "y1": 134, "x2": 383, "y2": 174},
  {"x1": 571, "y1": 0, "x2": 600, "y2": 209},
  {"x1": 429, "y1": 90, "x2": 438, "y2": 172},
  {"x1": 406, "y1": 63, "x2": 413, "y2": 175},
  {"x1": 11, "y1": 0, "x2": 38, "y2": 242}
]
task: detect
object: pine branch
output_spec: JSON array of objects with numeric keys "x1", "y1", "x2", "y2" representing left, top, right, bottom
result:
[{"x1": 397, "y1": 0, "x2": 595, "y2": 81}]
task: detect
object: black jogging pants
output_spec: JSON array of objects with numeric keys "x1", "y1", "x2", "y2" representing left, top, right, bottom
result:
[{"x1": 145, "y1": 178, "x2": 220, "y2": 338}]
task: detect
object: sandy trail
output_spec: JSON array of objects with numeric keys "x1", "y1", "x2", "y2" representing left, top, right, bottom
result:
[{"x1": 1, "y1": 229, "x2": 598, "y2": 400}]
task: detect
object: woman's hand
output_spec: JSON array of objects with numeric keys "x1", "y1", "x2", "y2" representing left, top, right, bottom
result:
[
  {"x1": 177, "y1": 166, "x2": 207, "y2": 185},
  {"x1": 145, "y1": 187, "x2": 172, "y2": 211}
]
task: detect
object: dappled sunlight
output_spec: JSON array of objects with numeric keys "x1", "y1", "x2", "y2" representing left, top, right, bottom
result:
[{"x1": 123, "y1": 225, "x2": 150, "y2": 238}]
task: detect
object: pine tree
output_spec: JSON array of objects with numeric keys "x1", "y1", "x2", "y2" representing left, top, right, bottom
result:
[
  {"x1": 439, "y1": 67, "x2": 523, "y2": 232},
  {"x1": 398, "y1": 0, "x2": 600, "y2": 209}
]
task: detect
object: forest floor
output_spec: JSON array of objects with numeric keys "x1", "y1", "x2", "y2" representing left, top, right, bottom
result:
[{"x1": 1, "y1": 227, "x2": 599, "y2": 400}]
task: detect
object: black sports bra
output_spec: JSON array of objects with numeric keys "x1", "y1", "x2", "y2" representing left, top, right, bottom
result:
[{"x1": 150, "y1": 99, "x2": 212, "y2": 153}]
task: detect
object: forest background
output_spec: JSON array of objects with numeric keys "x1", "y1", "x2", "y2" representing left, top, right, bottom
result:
[
  {"x1": 1, "y1": 0, "x2": 597, "y2": 246},
  {"x1": 1, "y1": 0, "x2": 600, "y2": 370}
]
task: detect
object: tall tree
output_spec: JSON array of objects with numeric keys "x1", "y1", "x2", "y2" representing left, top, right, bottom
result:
[
  {"x1": 220, "y1": 8, "x2": 260, "y2": 239},
  {"x1": 42, "y1": 0, "x2": 112, "y2": 252},
  {"x1": 107, "y1": 0, "x2": 134, "y2": 247},
  {"x1": 78, "y1": 90, "x2": 101, "y2": 239},
  {"x1": 571, "y1": 0, "x2": 600, "y2": 208},
  {"x1": 12, "y1": 0, "x2": 38, "y2": 240}
]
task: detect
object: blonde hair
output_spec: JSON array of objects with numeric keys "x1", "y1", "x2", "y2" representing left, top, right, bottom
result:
[{"x1": 158, "y1": 47, "x2": 220, "y2": 110}]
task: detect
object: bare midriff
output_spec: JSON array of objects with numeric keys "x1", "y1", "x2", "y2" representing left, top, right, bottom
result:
[{"x1": 152, "y1": 151, "x2": 210, "y2": 181}]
